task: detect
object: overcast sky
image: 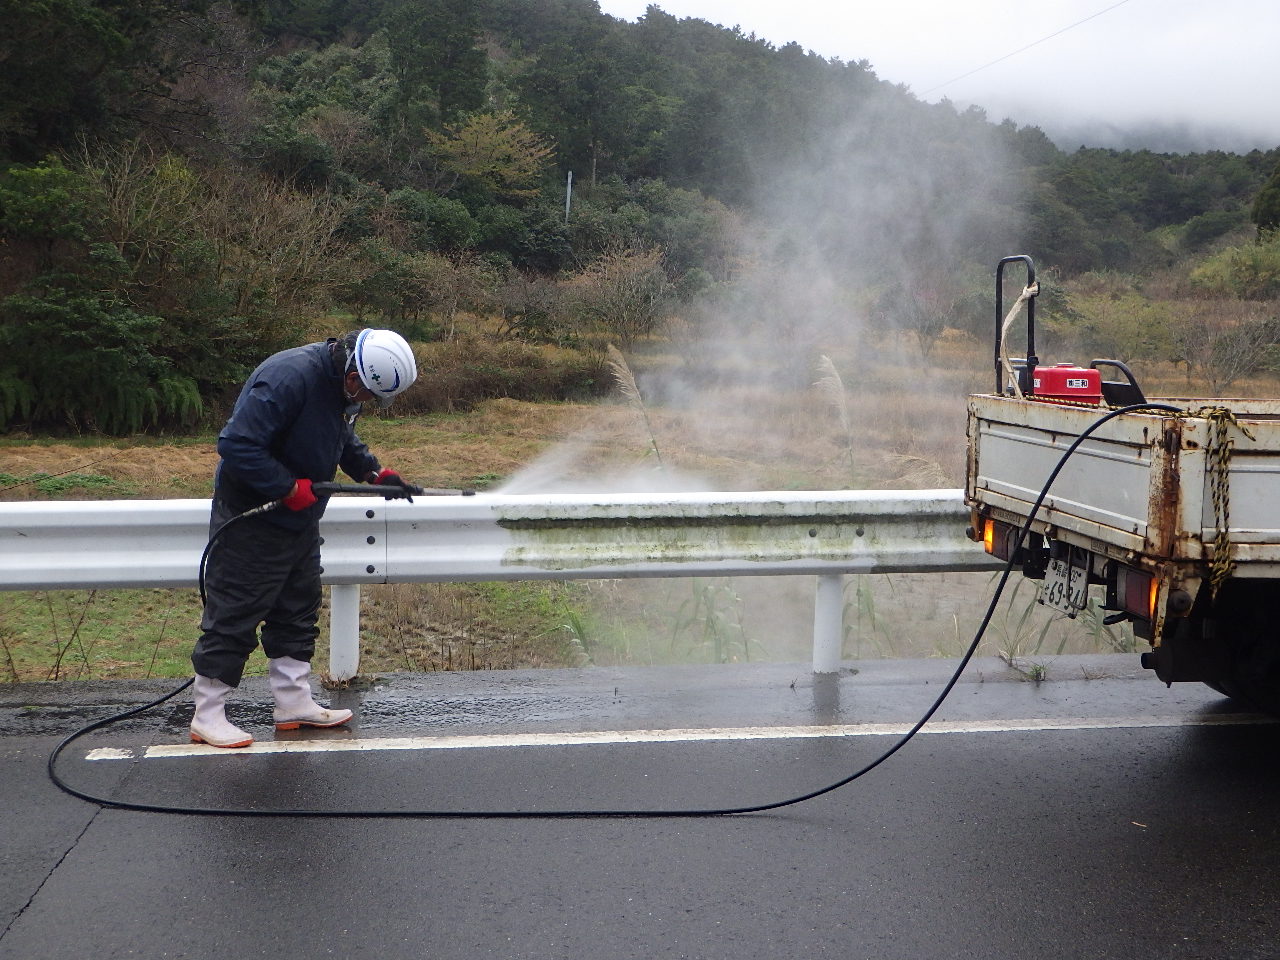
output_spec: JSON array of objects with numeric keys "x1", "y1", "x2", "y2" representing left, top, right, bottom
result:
[{"x1": 596, "y1": 0, "x2": 1280, "y2": 152}]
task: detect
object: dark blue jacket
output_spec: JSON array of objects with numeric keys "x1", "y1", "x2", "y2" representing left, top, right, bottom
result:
[{"x1": 214, "y1": 340, "x2": 380, "y2": 530}]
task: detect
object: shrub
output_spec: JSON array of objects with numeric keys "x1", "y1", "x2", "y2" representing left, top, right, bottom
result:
[
  {"x1": 565, "y1": 247, "x2": 673, "y2": 344},
  {"x1": 490, "y1": 271, "x2": 575, "y2": 344},
  {"x1": 244, "y1": 120, "x2": 335, "y2": 188},
  {"x1": 388, "y1": 188, "x2": 478, "y2": 252},
  {"x1": 0, "y1": 159, "x2": 205, "y2": 432},
  {"x1": 1049, "y1": 289, "x2": 1179, "y2": 364},
  {"x1": 1167, "y1": 301, "x2": 1280, "y2": 394},
  {"x1": 394, "y1": 337, "x2": 609, "y2": 413},
  {"x1": 1190, "y1": 234, "x2": 1280, "y2": 300},
  {"x1": 338, "y1": 241, "x2": 492, "y2": 339},
  {"x1": 1, "y1": 269, "x2": 202, "y2": 432},
  {"x1": 1183, "y1": 209, "x2": 1247, "y2": 249}
]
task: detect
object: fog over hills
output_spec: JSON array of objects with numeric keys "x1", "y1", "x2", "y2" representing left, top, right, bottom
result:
[
  {"x1": 968, "y1": 109, "x2": 1278, "y2": 155},
  {"x1": 1047, "y1": 121, "x2": 1278, "y2": 156},
  {"x1": 600, "y1": 0, "x2": 1280, "y2": 157}
]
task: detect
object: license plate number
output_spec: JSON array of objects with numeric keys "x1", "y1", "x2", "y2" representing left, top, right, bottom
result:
[{"x1": 1041, "y1": 556, "x2": 1088, "y2": 616}]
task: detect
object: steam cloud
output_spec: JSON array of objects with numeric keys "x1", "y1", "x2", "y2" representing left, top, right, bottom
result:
[{"x1": 502, "y1": 85, "x2": 1021, "y2": 495}]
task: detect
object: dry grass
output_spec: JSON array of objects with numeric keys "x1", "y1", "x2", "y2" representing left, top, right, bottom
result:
[
  {"x1": 0, "y1": 335, "x2": 996, "y2": 496},
  {"x1": 0, "y1": 442, "x2": 219, "y2": 500},
  {"x1": 352, "y1": 581, "x2": 588, "y2": 673}
]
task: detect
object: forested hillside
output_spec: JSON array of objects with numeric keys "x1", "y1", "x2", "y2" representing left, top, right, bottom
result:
[{"x1": 3, "y1": 0, "x2": 1279, "y2": 433}]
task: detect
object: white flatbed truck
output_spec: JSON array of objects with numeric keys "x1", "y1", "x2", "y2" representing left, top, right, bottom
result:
[{"x1": 966, "y1": 256, "x2": 1280, "y2": 709}]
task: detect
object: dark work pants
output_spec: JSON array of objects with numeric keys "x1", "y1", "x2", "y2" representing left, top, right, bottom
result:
[{"x1": 191, "y1": 499, "x2": 322, "y2": 687}]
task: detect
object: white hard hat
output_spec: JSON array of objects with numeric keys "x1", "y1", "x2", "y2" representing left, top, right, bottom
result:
[{"x1": 352, "y1": 329, "x2": 417, "y2": 408}]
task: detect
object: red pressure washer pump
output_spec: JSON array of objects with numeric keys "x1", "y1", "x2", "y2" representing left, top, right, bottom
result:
[
  {"x1": 995, "y1": 256, "x2": 1148, "y2": 409},
  {"x1": 994, "y1": 255, "x2": 1101, "y2": 407},
  {"x1": 1032, "y1": 363, "x2": 1101, "y2": 405}
]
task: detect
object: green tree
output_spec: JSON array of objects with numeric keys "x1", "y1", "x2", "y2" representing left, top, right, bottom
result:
[
  {"x1": 382, "y1": 0, "x2": 488, "y2": 127},
  {"x1": 250, "y1": 0, "x2": 370, "y2": 44},
  {"x1": 1251, "y1": 162, "x2": 1280, "y2": 236},
  {"x1": 244, "y1": 120, "x2": 336, "y2": 187},
  {"x1": 0, "y1": 159, "x2": 200, "y2": 431},
  {"x1": 425, "y1": 111, "x2": 555, "y2": 200},
  {"x1": 0, "y1": 0, "x2": 129, "y2": 160},
  {"x1": 510, "y1": 6, "x2": 641, "y2": 188},
  {"x1": 1183, "y1": 209, "x2": 1247, "y2": 249},
  {"x1": 0, "y1": 0, "x2": 225, "y2": 162}
]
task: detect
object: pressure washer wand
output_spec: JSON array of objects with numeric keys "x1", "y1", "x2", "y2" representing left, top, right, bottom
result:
[
  {"x1": 245, "y1": 482, "x2": 471, "y2": 518},
  {"x1": 199, "y1": 482, "x2": 472, "y2": 604},
  {"x1": 311, "y1": 481, "x2": 475, "y2": 502}
]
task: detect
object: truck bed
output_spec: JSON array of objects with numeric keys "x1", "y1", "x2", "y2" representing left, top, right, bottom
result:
[{"x1": 965, "y1": 394, "x2": 1280, "y2": 573}]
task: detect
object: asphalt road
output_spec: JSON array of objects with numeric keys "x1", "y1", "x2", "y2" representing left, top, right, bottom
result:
[{"x1": 3, "y1": 655, "x2": 1280, "y2": 960}]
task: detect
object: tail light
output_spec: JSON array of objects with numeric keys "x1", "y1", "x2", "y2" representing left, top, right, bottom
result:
[
  {"x1": 974, "y1": 514, "x2": 1045, "y2": 576},
  {"x1": 1117, "y1": 565, "x2": 1157, "y2": 620},
  {"x1": 982, "y1": 517, "x2": 1018, "y2": 561}
]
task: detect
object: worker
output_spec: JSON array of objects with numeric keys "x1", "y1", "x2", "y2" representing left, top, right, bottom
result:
[{"x1": 189, "y1": 328, "x2": 418, "y2": 748}]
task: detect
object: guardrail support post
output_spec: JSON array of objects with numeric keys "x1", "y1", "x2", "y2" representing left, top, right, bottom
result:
[
  {"x1": 329, "y1": 584, "x2": 361, "y2": 681},
  {"x1": 812, "y1": 574, "x2": 845, "y2": 674}
]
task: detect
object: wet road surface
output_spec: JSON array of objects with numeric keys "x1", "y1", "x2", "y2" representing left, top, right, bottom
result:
[{"x1": 4, "y1": 655, "x2": 1280, "y2": 959}]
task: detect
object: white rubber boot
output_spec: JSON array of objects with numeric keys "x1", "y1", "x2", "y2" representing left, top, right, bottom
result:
[
  {"x1": 190, "y1": 675, "x2": 254, "y2": 748},
  {"x1": 270, "y1": 656, "x2": 353, "y2": 730}
]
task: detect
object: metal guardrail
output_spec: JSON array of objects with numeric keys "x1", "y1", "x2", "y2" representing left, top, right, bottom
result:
[{"x1": 0, "y1": 490, "x2": 1000, "y2": 677}]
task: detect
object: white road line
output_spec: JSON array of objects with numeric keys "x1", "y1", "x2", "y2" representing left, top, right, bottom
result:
[{"x1": 84, "y1": 713, "x2": 1273, "y2": 761}]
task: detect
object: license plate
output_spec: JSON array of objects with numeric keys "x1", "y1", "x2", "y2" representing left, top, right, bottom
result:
[{"x1": 1041, "y1": 556, "x2": 1088, "y2": 616}]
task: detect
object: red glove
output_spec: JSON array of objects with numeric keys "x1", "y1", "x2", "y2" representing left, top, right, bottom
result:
[
  {"x1": 370, "y1": 468, "x2": 413, "y2": 501},
  {"x1": 282, "y1": 478, "x2": 318, "y2": 511}
]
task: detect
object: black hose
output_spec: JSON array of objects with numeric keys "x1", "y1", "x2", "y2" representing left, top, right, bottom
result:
[
  {"x1": 47, "y1": 403, "x2": 1182, "y2": 818},
  {"x1": 196, "y1": 483, "x2": 443, "y2": 605},
  {"x1": 197, "y1": 499, "x2": 279, "y2": 605}
]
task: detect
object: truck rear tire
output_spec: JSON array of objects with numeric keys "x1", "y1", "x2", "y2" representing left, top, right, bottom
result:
[{"x1": 1206, "y1": 580, "x2": 1280, "y2": 714}]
